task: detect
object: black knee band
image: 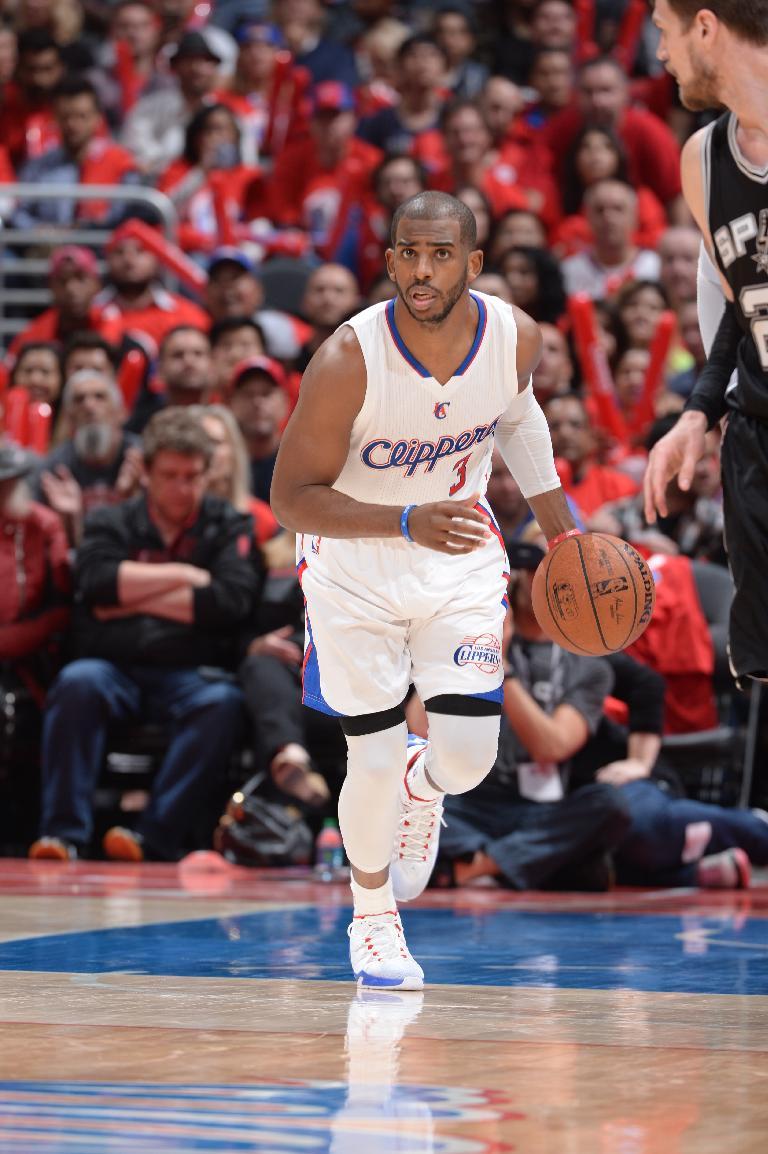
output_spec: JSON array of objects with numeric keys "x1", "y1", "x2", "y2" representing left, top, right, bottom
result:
[
  {"x1": 425, "y1": 693, "x2": 502, "y2": 717},
  {"x1": 341, "y1": 702, "x2": 407, "y2": 736}
]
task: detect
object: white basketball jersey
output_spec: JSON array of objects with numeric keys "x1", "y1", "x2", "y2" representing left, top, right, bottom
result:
[{"x1": 334, "y1": 290, "x2": 519, "y2": 506}]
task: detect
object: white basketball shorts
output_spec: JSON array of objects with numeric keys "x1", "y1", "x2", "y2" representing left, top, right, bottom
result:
[{"x1": 297, "y1": 509, "x2": 509, "y2": 718}]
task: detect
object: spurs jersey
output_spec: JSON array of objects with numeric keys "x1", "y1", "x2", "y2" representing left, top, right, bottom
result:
[
  {"x1": 335, "y1": 290, "x2": 519, "y2": 506},
  {"x1": 705, "y1": 112, "x2": 768, "y2": 420}
]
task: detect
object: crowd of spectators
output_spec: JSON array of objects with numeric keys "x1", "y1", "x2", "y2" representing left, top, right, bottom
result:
[{"x1": 1, "y1": 0, "x2": 766, "y2": 884}]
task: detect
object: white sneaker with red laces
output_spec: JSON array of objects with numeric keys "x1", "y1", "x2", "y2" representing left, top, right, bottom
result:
[
  {"x1": 348, "y1": 911, "x2": 425, "y2": 990},
  {"x1": 390, "y1": 736, "x2": 444, "y2": 903}
]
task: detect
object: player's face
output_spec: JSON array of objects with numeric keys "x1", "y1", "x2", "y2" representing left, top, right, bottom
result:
[
  {"x1": 386, "y1": 218, "x2": 481, "y2": 327},
  {"x1": 146, "y1": 451, "x2": 208, "y2": 526},
  {"x1": 653, "y1": 0, "x2": 721, "y2": 111}
]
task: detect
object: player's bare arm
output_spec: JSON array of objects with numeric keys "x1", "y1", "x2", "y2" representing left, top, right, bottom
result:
[
  {"x1": 270, "y1": 327, "x2": 491, "y2": 555},
  {"x1": 494, "y1": 307, "x2": 576, "y2": 543}
]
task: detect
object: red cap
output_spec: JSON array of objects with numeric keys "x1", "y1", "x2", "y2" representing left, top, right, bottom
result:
[
  {"x1": 311, "y1": 80, "x2": 355, "y2": 114},
  {"x1": 230, "y1": 355, "x2": 288, "y2": 392},
  {"x1": 50, "y1": 246, "x2": 99, "y2": 277}
]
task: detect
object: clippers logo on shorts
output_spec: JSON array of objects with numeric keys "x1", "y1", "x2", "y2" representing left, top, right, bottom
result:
[
  {"x1": 361, "y1": 417, "x2": 500, "y2": 477},
  {"x1": 453, "y1": 633, "x2": 501, "y2": 674},
  {"x1": 434, "y1": 401, "x2": 450, "y2": 419}
]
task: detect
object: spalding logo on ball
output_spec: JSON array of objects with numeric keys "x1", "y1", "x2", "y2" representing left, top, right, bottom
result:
[{"x1": 532, "y1": 532, "x2": 655, "y2": 656}]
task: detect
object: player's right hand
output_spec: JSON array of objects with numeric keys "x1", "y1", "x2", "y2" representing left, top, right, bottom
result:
[
  {"x1": 408, "y1": 493, "x2": 493, "y2": 555},
  {"x1": 643, "y1": 411, "x2": 707, "y2": 522}
]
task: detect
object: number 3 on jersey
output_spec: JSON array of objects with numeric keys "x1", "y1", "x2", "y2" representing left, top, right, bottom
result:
[{"x1": 449, "y1": 453, "x2": 472, "y2": 496}]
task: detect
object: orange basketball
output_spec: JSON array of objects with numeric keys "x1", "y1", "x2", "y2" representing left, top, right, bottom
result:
[{"x1": 531, "y1": 532, "x2": 655, "y2": 657}]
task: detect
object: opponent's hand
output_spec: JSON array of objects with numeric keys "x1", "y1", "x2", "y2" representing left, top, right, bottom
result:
[
  {"x1": 408, "y1": 493, "x2": 492, "y2": 555},
  {"x1": 643, "y1": 411, "x2": 707, "y2": 522}
]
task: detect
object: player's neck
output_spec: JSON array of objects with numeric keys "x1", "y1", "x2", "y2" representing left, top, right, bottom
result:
[{"x1": 722, "y1": 51, "x2": 768, "y2": 141}]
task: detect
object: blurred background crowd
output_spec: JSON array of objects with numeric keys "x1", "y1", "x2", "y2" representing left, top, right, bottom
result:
[{"x1": 1, "y1": 0, "x2": 767, "y2": 887}]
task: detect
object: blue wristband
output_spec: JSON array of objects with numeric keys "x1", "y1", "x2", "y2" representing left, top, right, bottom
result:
[{"x1": 400, "y1": 504, "x2": 417, "y2": 543}]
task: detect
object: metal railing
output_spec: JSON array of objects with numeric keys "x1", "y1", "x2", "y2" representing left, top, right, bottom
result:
[{"x1": 0, "y1": 184, "x2": 179, "y2": 349}]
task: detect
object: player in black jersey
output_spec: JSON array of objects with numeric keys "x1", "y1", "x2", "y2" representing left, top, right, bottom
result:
[{"x1": 644, "y1": 0, "x2": 768, "y2": 684}]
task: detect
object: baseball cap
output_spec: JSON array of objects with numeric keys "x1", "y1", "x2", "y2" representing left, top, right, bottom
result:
[
  {"x1": 49, "y1": 245, "x2": 99, "y2": 278},
  {"x1": 235, "y1": 21, "x2": 285, "y2": 48},
  {"x1": 170, "y1": 30, "x2": 221, "y2": 64},
  {"x1": 207, "y1": 247, "x2": 258, "y2": 277},
  {"x1": 230, "y1": 355, "x2": 287, "y2": 393},
  {"x1": 505, "y1": 539, "x2": 545, "y2": 571},
  {"x1": 311, "y1": 80, "x2": 355, "y2": 115}
]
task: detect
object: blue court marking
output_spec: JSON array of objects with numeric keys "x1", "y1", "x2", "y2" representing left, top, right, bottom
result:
[
  {"x1": 1, "y1": 906, "x2": 766, "y2": 994},
  {"x1": 0, "y1": 1080, "x2": 504, "y2": 1154}
]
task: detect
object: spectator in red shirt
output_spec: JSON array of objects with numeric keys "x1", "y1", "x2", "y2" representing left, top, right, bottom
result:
[
  {"x1": 223, "y1": 355, "x2": 293, "y2": 503},
  {"x1": 545, "y1": 55, "x2": 685, "y2": 217},
  {"x1": 216, "y1": 20, "x2": 310, "y2": 164},
  {"x1": 96, "y1": 222, "x2": 209, "y2": 355},
  {"x1": 553, "y1": 125, "x2": 667, "y2": 256},
  {"x1": 10, "y1": 342, "x2": 64, "y2": 410},
  {"x1": 264, "y1": 80, "x2": 381, "y2": 260},
  {"x1": 14, "y1": 77, "x2": 140, "y2": 228},
  {"x1": 544, "y1": 393, "x2": 639, "y2": 517},
  {"x1": 561, "y1": 179, "x2": 661, "y2": 300},
  {"x1": 0, "y1": 30, "x2": 64, "y2": 167},
  {"x1": 0, "y1": 441, "x2": 70, "y2": 664},
  {"x1": 7, "y1": 247, "x2": 125, "y2": 367},
  {"x1": 157, "y1": 102, "x2": 258, "y2": 259}
]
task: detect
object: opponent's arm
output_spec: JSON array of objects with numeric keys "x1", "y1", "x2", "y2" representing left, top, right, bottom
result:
[
  {"x1": 270, "y1": 327, "x2": 491, "y2": 555},
  {"x1": 494, "y1": 307, "x2": 576, "y2": 543}
]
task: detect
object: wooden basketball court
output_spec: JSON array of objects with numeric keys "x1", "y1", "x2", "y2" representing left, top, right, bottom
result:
[{"x1": 0, "y1": 858, "x2": 765, "y2": 1152}]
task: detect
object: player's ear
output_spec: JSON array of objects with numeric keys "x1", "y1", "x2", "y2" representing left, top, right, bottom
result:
[
  {"x1": 467, "y1": 248, "x2": 484, "y2": 282},
  {"x1": 384, "y1": 248, "x2": 396, "y2": 280}
]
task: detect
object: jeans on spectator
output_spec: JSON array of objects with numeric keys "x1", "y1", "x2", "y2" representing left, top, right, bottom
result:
[
  {"x1": 615, "y1": 778, "x2": 768, "y2": 885},
  {"x1": 40, "y1": 659, "x2": 245, "y2": 858},
  {"x1": 441, "y1": 783, "x2": 631, "y2": 890}
]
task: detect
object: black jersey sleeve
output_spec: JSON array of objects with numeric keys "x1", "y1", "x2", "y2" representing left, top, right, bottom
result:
[{"x1": 683, "y1": 300, "x2": 741, "y2": 429}]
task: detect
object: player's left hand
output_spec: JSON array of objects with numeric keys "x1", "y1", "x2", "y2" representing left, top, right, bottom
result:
[{"x1": 408, "y1": 493, "x2": 492, "y2": 555}]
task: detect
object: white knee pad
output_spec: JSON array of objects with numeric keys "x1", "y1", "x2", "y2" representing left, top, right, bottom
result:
[
  {"x1": 426, "y1": 711, "x2": 500, "y2": 795},
  {"x1": 337, "y1": 721, "x2": 408, "y2": 873}
]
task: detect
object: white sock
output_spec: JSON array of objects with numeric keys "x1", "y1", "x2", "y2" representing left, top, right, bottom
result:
[
  {"x1": 406, "y1": 743, "x2": 443, "y2": 802},
  {"x1": 351, "y1": 878, "x2": 396, "y2": 917}
]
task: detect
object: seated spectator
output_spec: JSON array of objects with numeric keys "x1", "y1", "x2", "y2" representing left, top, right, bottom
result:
[
  {"x1": 545, "y1": 54, "x2": 685, "y2": 218},
  {"x1": 478, "y1": 74, "x2": 525, "y2": 149},
  {"x1": 157, "y1": 102, "x2": 258, "y2": 259},
  {"x1": 485, "y1": 447, "x2": 534, "y2": 539},
  {"x1": 358, "y1": 152, "x2": 427, "y2": 292},
  {"x1": 498, "y1": 244, "x2": 566, "y2": 324},
  {"x1": 0, "y1": 30, "x2": 65, "y2": 168},
  {"x1": 428, "y1": 98, "x2": 560, "y2": 230},
  {"x1": 37, "y1": 368, "x2": 142, "y2": 544},
  {"x1": 94, "y1": 0, "x2": 170, "y2": 130},
  {"x1": 0, "y1": 440, "x2": 70, "y2": 666},
  {"x1": 62, "y1": 332, "x2": 120, "y2": 380},
  {"x1": 486, "y1": 207, "x2": 547, "y2": 265},
  {"x1": 437, "y1": 541, "x2": 630, "y2": 891},
  {"x1": 29, "y1": 408, "x2": 256, "y2": 862},
  {"x1": 532, "y1": 322, "x2": 575, "y2": 401},
  {"x1": 432, "y1": 4, "x2": 488, "y2": 98},
  {"x1": 121, "y1": 29, "x2": 225, "y2": 177},
  {"x1": 522, "y1": 48, "x2": 573, "y2": 131},
  {"x1": 262, "y1": 80, "x2": 382, "y2": 262},
  {"x1": 295, "y1": 263, "x2": 361, "y2": 373},
  {"x1": 224, "y1": 355, "x2": 292, "y2": 502},
  {"x1": 210, "y1": 315, "x2": 266, "y2": 393},
  {"x1": 561, "y1": 179, "x2": 661, "y2": 300},
  {"x1": 155, "y1": 0, "x2": 236, "y2": 74},
  {"x1": 272, "y1": 0, "x2": 358, "y2": 87},
  {"x1": 658, "y1": 225, "x2": 700, "y2": 310},
  {"x1": 14, "y1": 77, "x2": 140, "y2": 229},
  {"x1": 6, "y1": 246, "x2": 124, "y2": 365},
  {"x1": 554, "y1": 125, "x2": 667, "y2": 256},
  {"x1": 544, "y1": 393, "x2": 639, "y2": 517},
  {"x1": 194, "y1": 403, "x2": 279, "y2": 548},
  {"x1": 10, "y1": 341, "x2": 64, "y2": 412},
  {"x1": 354, "y1": 17, "x2": 411, "y2": 117},
  {"x1": 470, "y1": 272, "x2": 513, "y2": 301},
  {"x1": 129, "y1": 325, "x2": 214, "y2": 431},
  {"x1": 96, "y1": 221, "x2": 210, "y2": 354},
  {"x1": 591, "y1": 415, "x2": 725, "y2": 564},
  {"x1": 455, "y1": 185, "x2": 492, "y2": 251},
  {"x1": 611, "y1": 279, "x2": 671, "y2": 356},
  {"x1": 215, "y1": 20, "x2": 310, "y2": 164},
  {"x1": 204, "y1": 248, "x2": 310, "y2": 361},
  {"x1": 357, "y1": 33, "x2": 448, "y2": 157}
]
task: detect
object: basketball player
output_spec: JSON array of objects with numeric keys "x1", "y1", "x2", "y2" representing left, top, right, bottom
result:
[
  {"x1": 643, "y1": 0, "x2": 768, "y2": 684},
  {"x1": 271, "y1": 191, "x2": 577, "y2": 989}
]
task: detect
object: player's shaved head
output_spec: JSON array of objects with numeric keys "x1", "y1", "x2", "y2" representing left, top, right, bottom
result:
[{"x1": 391, "y1": 191, "x2": 478, "y2": 250}]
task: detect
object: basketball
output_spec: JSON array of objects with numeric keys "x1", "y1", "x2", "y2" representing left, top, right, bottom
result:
[{"x1": 531, "y1": 532, "x2": 655, "y2": 656}]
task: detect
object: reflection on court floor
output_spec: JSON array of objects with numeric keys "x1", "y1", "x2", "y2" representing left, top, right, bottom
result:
[{"x1": 0, "y1": 861, "x2": 765, "y2": 1154}]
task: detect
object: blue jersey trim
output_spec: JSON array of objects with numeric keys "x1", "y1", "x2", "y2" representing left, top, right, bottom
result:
[{"x1": 385, "y1": 292, "x2": 487, "y2": 379}]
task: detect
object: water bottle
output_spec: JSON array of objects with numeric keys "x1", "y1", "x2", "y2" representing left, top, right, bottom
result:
[{"x1": 314, "y1": 818, "x2": 345, "y2": 882}]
